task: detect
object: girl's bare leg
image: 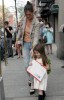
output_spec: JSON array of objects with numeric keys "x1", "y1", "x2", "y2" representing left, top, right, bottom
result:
[
  {"x1": 38, "y1": 90, "x2": 44, "y2": 100},
  {"x1": 38, "y1": 90, "x2": 43, "y2": 95}
]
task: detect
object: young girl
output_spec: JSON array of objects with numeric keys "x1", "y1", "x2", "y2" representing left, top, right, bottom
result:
[
  {"x1": 33, "y1": 43, "x2": 49, "y2": 100},
  {"x1": 15, "y1": 24, "x2": 22, "y2": 58}
]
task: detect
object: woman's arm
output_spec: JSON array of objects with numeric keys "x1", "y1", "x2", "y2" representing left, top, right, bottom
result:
[{"x1": 32, "y1": 22, "x2": 40, "y2": 47}]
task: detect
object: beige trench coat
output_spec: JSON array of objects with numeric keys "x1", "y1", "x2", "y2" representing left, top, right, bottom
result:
[{"x1": 17, "y1": 15, "x2": 40, "y2": 47}]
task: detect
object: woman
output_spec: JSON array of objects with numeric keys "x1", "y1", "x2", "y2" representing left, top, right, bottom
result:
[
  {"x1": 45, "y1": 23, "x2": 53, "y2": 54},
  {"x1": 16, "y1": 1, "x2": 39, "y2": 94}
]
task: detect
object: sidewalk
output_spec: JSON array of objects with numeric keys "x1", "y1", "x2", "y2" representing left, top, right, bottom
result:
[{"x1": 1, "y1": 44, "x2": 64, "y2": 100}]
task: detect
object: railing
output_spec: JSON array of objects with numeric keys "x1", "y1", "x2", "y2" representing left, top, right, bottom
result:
[{"x1": 38, "y1": 0, "x2": 54, "y2": 3}]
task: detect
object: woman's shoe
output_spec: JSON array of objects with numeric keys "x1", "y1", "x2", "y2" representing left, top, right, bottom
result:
[
  {"x1": 30, "y1": 89, "x2": 35, "y2": 95},
  {"x1": 28, "y1": 80, "x2": 31, "y2": 86}
]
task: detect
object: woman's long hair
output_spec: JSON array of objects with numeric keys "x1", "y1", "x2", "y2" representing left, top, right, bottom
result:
[{"x1": 33, "y1": 43, "x2": 48, "y2": 66}]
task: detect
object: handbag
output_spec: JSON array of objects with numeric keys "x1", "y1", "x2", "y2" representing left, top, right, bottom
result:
[
  {"x1": 40, "y1": 36, "x2": 47, "y2": 44},
  {"x1": 43, "y1": 36, "x2": 47, "y2": 43}
]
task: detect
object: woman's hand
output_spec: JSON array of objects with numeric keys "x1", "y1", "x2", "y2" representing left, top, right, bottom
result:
[{"x1": 15, "y1": 41, "x2": 18, "y2": 48}]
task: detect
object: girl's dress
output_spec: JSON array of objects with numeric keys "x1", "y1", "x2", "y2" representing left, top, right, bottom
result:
[{"x1": 34, "y1": 58, "x2": 48, "y2": 91}]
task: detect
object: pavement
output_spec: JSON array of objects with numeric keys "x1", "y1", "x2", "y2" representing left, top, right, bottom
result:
[{"x1": 1, "y1": 44, "x2": 64, "y2": 100}]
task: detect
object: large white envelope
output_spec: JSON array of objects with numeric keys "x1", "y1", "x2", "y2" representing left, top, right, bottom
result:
[{"x1": 27, "y1": 60, "x2": 46, "y2": 82}]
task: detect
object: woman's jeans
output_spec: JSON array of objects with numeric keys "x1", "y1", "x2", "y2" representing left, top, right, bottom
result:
[{"x1": 22, "y1": 42, "x2": 33, "y2": 84}]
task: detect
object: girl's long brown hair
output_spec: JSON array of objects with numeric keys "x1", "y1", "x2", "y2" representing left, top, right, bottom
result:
[{"x1": 33, "y1": 43, "x2": 48, "y2": 66}]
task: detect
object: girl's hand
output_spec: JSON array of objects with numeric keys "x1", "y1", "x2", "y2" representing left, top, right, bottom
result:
[
  {"x1": 30, "y1": 49, "x2": 33, "y2": 58},
  {"x1": 44, "y1": 64, "x2": 49, "y2": 70},
  {"x1": 29, "y1": 62, "x2": 32, "y2": 66}
]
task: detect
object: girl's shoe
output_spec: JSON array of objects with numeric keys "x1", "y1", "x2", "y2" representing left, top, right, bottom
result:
[
  {"x1": 30, "y1": 89, "x2": 35, "y2": 95},
  {"x1": 43, "y1": 91, "x2": 46, "y2": 98},
  {"x1": 38, "y1": 95, "x2": 45, "y2": 100},
  {"x1": 28, "y1": 80, "x2": 31, "y2": 86}
]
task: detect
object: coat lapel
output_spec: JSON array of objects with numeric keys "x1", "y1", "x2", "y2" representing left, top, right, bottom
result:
[
  {"x1": 22, "y1": 16, "x2": 35, "y2": 35},
  {"x1": 30, "y1": 19, "x2": 34, "y2": 34},
  {"x1": 22, "y1": 17, "x2": 26, "y2": 35}
]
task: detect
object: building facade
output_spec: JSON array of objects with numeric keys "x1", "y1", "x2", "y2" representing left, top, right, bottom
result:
[
  {"x1": 30, "y1": 0, "x2": 64, "y2": 59},
  {"x1": 55, "y1": 0, "x2": 64, "y2": 59}
]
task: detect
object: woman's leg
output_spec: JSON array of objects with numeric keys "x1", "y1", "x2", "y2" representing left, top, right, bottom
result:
[
  {"x1": 22, "y1": 42, "x2": 32, "y2": 80},
  {"x1": 22, "y1": 43, "x2": 31, "y2": 67},
  {"x1": 15, "y1": 43, "x2": 18, "y2": 56},
  {"x1": 29, "y1": 76, "x2": 35, "y2": 95},
  {"x1": 17, "y1": 44, "x2": 21, "y2": 58},
  {"x1": 49, "y1": 44, "x2": 52, "y2": 54},
  {"x1": 22, "y1": 42, "x2": 35, "y2": 94},
  {"x1": 46, "y1": 44, "x2": 49, "y2": 54}
]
